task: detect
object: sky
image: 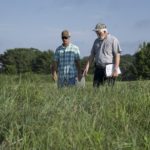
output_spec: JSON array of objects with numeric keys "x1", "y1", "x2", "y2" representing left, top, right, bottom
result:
[{"x1": 0, "y1": 0, "x2": 150, "y2": 57}]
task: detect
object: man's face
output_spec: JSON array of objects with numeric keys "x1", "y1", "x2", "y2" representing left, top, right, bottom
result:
[
  {"x1": 62, "y1": 36, "x2": 70, "y2": 45},
  {"x1": 96, "y1": 31, "x2": 105, "y2": 40}
]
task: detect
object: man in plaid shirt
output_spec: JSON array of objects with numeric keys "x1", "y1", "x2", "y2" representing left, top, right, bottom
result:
[{"x1": 53, "y1": 30, "x2": 82, "y2": 88}]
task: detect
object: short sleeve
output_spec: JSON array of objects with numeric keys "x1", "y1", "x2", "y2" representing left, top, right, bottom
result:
[
  {"x1": 91, "y1": 40, "x2": 97, "y2": 55},
  {"x1": 54, "y1": 49, "x2": 59, "y2": 62},
  {"x1": 113, "y1": 38, "x2": 122, "y2": 54},
  {"x1": 75, "y1": 47, "x2": 80, "y2": 60}
]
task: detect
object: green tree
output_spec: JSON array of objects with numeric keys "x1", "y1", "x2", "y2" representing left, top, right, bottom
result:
[
  {"x1": 120, "y1": 54, "x2": 137, "y2": 81},
  {"x1": 32, "y1": 50, "x2": 54, "y2": 74},
  {"x1": 134, "y1": 42, "x2": 150, "y2": 79},
  {"x1": 1, "y1": 65, "x2": 17, "y2": 74},
  {"x1": 0, "y1": 48, "x2": 41, "y2": 74}
]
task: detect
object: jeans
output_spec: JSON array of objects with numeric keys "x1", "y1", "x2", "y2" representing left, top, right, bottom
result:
[
  {"x1": 57, "y1": 77, "x2": 76, "y2": 88},
  {"x1": 93, "y1": 68, "x2": 115, "y2": 87}
]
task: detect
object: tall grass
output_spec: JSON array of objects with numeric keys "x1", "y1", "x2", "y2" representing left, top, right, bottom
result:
[{"x1": 0, "y1": 74, "x2": 150, "y2": 150}]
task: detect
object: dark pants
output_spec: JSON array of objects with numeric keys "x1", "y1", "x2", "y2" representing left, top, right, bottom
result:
[
  {"x1": 93, "y1": 68, "x2": 116, "y2": 87},
  {"x1": 57, "y1": 77, "x2": 76, "y2": 88}
]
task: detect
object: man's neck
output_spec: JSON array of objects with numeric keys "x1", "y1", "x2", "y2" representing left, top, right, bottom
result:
[{"x1": 63, "y1": 43, "x2": 69, "y2": 48}]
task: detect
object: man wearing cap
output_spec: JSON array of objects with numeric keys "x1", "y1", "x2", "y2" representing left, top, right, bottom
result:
[
  {"x1": 53, "y1": 30, "x2": 82, "y2": 88},
  {"x1": 83, "y1": 23, "x2": 122, "y2": 87}
]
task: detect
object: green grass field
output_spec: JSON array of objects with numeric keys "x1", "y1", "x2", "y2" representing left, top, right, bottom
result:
[{"x1": 0, "y1": 74, "x2": 150, "y2": 150}]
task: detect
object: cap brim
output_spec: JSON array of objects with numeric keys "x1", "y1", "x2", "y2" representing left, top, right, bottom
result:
[
  {"x1": 92, "y1": 28, "x2": 107, "y2": 32},
  {"x1": 92, "y1": 29, "x2": 100, "y2": 31},
  {"x1": 62, "y1": 35, "x2": 70, "y2": 38}
]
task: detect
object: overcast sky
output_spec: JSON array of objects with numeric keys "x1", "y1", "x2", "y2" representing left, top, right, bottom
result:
[{"x1": 0, "y1": 0, "x2": 150, "y2": 57}]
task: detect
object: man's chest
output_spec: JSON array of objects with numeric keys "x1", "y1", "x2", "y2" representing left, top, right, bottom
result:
[
  {"x1": 58, "y1": 50, "x2": 75, "y2": 61},
  {"x1": 95, "y1": 41, "x2": 112, "y2": 53}
]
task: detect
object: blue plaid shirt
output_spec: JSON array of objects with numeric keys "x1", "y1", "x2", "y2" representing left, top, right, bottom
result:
[{"x1": 54, "y1": 43, "x2": 80, "y2": 79}]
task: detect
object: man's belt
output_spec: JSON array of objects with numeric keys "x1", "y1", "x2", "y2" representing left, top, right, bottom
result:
[{"x1": 95, "y1": 65, "x2": 105, "y2": 69}]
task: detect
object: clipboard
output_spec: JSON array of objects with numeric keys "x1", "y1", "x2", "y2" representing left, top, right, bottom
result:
[{"x1": 105, "y1": 64, "x2": 121, "y2": 77}]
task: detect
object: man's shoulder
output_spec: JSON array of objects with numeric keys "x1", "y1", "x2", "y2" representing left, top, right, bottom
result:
[
  {"x1": 70, "y1": 43, "x2": 79, "y2": 50},
  {"x1": 94, "y1": 38, "x2": 100, "y2": 42},
  {"x1": 69, "y1": 44, "x2": 80, "y2": 53},
  {"x1": 56, "y1": 45, "x2": 63, "y2": 51},
  {"x1": 93, "y1": 38, "x2": 100, "y2": 45},
  {"x1": 107, "y1": 34, "x2": 119, "y2": 42}
]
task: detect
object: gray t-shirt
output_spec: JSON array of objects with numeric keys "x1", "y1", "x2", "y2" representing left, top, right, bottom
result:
[{"x1": 91, "y1": 34, "x2": 122, "y2": 67}]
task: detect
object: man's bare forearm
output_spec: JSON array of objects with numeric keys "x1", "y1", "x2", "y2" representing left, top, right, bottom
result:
[
  {"x1": 83, "y1": 53, "x2": 94, "y2": 76},
  {"x1": 114, "y1": 53, "x2": 120, "y2": 69},
  {"x1": 76, "y1": 60, "x2": 82, "y2": 75},
  {"x1": 52, "y1": 61, "x2": 58, "y2": 81},
  {"x1": 53, "y1": 61, "x2": 58, "y2": 75},
  {"x1": 86, "y1": 53, "x2": 94, "y2": 69}
]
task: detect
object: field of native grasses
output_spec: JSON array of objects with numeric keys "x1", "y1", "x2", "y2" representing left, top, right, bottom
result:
[{"x1": 0, "y1": 74, "x2": 150, "y2": 150}]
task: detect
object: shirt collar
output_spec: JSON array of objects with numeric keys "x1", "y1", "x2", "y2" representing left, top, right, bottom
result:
[
  {"x1": 61, "y1": 43, "x2": 71, "y2": 49},
  {"x1": 105, "y1": 34, "x2": 110, "y2": 39}
]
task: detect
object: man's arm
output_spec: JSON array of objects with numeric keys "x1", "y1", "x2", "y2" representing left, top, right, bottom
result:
[
  {"x1": 76, "y1": 60, "x2": 82, "y2": 81},
  {"x1": 83, "y1": 53, "x2": 94, "y2": 76},
  {"x1": 53, "y1": 61, "x2": 58, "y2": 82},
  {"x1": 112, "y1": 53, "x2": 120, "y2": 77}
]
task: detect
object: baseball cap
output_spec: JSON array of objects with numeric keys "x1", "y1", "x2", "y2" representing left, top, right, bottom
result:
[
  {"x1": 93, "y1": 23, "x2": 107, "y2": 31},
  {"x1": 62, "y1": 30, "x2": 71, "y2": 37}
]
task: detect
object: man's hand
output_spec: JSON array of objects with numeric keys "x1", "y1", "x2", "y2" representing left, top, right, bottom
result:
[
  {"x1": 111, "y1": 69, "x2": 118, "y2": 77},
  {"x1": 53, "y1": 72, "x2": 57, "y2": 82},
  {"x1": 53, "y1": 61, "x2": 58, "y2": 82},
  {"x1": 83, "y1": 54, "x2": 94, "y2": 76},
  {"x1": 83, "y1": 66, "x2": 89, "y2": 76}
]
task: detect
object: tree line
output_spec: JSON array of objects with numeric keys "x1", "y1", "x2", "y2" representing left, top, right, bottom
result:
[
  {"x1": 0, "y1": 42, "x2": 150, "y2": 81},
  {"x1": 0, "y1": 48, "x2": 54, "y2": 74}
]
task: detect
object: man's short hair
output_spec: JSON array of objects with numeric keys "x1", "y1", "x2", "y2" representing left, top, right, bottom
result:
[{"x1": 62, "y1": 30, "x2": 71, "y2": 38}]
